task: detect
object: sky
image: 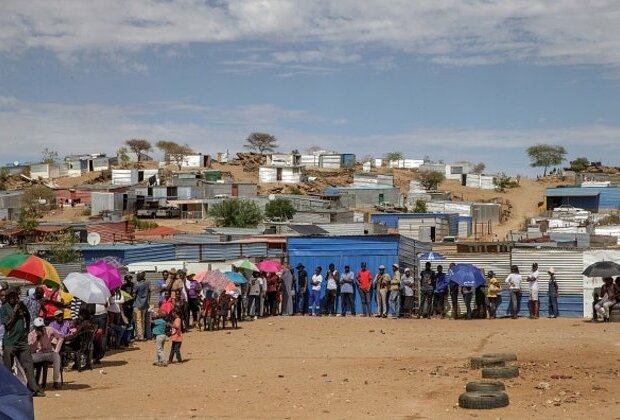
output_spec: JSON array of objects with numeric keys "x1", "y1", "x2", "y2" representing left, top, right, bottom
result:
[{"x1": 1, "y1": 0, "x2": 620, "y2": 175}]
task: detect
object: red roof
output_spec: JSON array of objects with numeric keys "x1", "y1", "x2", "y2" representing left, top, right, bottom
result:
[{"x1": 134, "y1": 226, "x2": 185, "y2": 237}]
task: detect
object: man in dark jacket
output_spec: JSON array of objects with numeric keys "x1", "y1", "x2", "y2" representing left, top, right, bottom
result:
[{"x1": 295, "y1": 264, "x2": 308, "y2": 315}]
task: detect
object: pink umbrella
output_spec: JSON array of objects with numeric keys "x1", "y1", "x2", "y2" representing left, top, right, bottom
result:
[
  {"x1": 86, "y1": 260, "x2": 122, "y2": 291},
  {"x1": 194, "y1": 270, "x2": 230, "y2": 291},
  {"x1": 257, "y1": 259, "x2": 282, "y2": 273}
]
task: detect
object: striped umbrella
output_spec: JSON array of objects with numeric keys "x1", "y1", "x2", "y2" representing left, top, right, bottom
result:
[{"x1": 0, "y1": 254, "x2": 60, "y2": 287}]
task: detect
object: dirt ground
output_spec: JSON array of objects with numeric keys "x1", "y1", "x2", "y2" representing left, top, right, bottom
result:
[{"x1": 35, "y1": 317, "x2": 620, "y2": 419}]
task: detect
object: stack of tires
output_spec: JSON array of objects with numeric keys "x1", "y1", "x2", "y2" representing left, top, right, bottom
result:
[{"x1": 459, "y1": 353, "x2": 518, "y2": 410}]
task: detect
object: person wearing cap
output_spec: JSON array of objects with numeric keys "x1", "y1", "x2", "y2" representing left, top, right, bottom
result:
[
  {"x1": 357, "y1": 262, "x2": 373, "y2": 317},
  {"x1": 49, "y1": 310, "x2": 70, "y2": 336},
  {"x1": 547, "y1": 267, "x2": 559, "y2": 318},
  {"x1": 401, "y1": 268, "x2": 415, "y2": 317},
  {"x1": 387, "y1": 264, "x2": 401, "y2": 319},
  {"x1": 486, "y1": 271, "x2": 501, "y2": 319},
  {"x1": 28, "y1": 317, "x2": 63, "y2": 389},
  {"x1": 418, "y1": 262, "x2": 435, "y2": 319},
  {"x1": 325, "y1": 264, "x2": 339, "y2": 316},
  {"x1": 310, "y1": 267, "x2": 323, "y2": 316},
  {"x1": 374, "y1": 265, "x2": 390, "y2": 318},
  {"x1": 295, "y1": 264, "x2": 308, "y2": 315},
  {"x1": 186, "y1": 273, "x2": 202, "y2": 328},
  {"x1": 133, "y1": 272, "x2": 150, "y2": 341},
  {"x1": 1, "y1": 288, "x2": 42, "y2": 396},
  {"x1": 340, "y1": 265, "x2": 356, "y2": 317}
]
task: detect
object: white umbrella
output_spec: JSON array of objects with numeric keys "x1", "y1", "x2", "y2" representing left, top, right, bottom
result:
[{"x1": 63, "y1": 272, "x2": 111, "y2": 304}]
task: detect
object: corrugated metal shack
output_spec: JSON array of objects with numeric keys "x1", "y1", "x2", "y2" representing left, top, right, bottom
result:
[
  {"x1": 371, "y1": 213, "x2": 460, "y2": 241},
  {"x1": 75, "y1": 243, "x2": 176, "y2": 264},
  {"x1": 0, "y1": 190, "x2": 23, "y2": 221},
  {"x1": 326, "y1": 186, "x2": 401, "y2": 208}
]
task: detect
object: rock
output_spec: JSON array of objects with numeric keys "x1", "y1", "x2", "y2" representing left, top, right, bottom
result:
[{"x1": 536, "y1": 382, "x2": 551, "y2": 390}]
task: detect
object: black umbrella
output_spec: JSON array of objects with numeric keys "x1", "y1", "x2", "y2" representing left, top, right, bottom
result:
[{"x1": 582, "y1": 261, "x2": 620, "y2": 277}]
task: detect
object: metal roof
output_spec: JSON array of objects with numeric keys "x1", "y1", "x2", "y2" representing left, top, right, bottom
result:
[
  {"x1": 289, "y1": 225, "x2": 329, "y2": 235},
  {"x1": 545, "y1": 188, "x2": 600, "y2": 197}
]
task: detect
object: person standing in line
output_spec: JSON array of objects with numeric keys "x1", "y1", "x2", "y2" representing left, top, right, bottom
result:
[
  {"x1": 340, "y1": 265, "x2": 356, "y2": 317},
  {"x1": 151, "y1": 310, "x2": 167, "y2": 367},
  {"x1": 505, "y1": 265, "x2": 522, "y2": 319},
  {"x1": 374, "y1": 265, "x2": 390, "y2": 318},
  {"x1": 133, "y1": 272, "x2": 150, "y2": 341},
  {"x1": 156, "y1": 270, "x2": 169, "y2": 305},
  {"x1": 280, "y1": 264, "x2": 294, "y2": 316},
  {"x1": 447, "y1": 263, "x2": 460, "y2": 319},
  {"x1": 22, "y1": 287, "x2": 44, "y2": 329},
  {"x1": 247, "y1": 272, "x2": 263, "y2": 320},
  {"x1": 486, "y1": 271, "x2": 501, "y2": 319},
  {"x1": 296, "y1": 264, "x2": 308, "y2": 315},
  {"x1": 418, "y1": 262, "x2": 435, "y2": 319},
  {"x1": 357, "y1": 263, "x2": 373, "y2": 317},
  {"x1": 167, "y1": 309, "x2": 183, "y2": 364},
  {"x1": 325, "y1": 264, "x2": 339, "y2": 316},
  {"x1": 309, "y1": 267, "x2": 323, "y2": 316},
  {"x1": 401, "y1": 268, "x2": 415, "y2": 318},
  {"x1": 265, "y1": 272, "x2": 279, "y2": 316},
  {"x1": 547, "y1": 267, "x2": 559, "y2": 318},
  {"x1": 185, "y1": 273, "x2": 202, "y2": 328},
  {"x1": 388, "y1": 264, "x2": 401, "y2": 319},
  {"x1": 526, "y1": 263, "x2": 540, "y2": 319},
  {"x1": 433, "y1": 265, "x2": 448, "y2": 318},
  {"x1": 461, "y1": 284, "x2": 474, "y2": 319}
]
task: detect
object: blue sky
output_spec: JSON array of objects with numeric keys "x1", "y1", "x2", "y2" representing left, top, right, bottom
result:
[{"x1": 1, "y1": 1, "x2": 619, "y2": 175}]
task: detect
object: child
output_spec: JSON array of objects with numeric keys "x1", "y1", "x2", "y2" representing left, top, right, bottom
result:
[
  {"x1": 152, "y1": 310, "x2": 168, "y2": 367},
  {"x1": 168, "y1": 309, "x2": 183, "y2": 364},
  {"x1": 201, "y1": 291, "x2": 216, "y2": 331}
]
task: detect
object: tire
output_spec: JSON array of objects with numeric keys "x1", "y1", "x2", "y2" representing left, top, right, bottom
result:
[
  {"x1": 482, "y1": 366, "x2": 519, "y2": 379},
  {"x1": 470, "y1": 356, "x2": 505, "y2": 369},
  {"x1": 610, "y1": 308, "x2": 620, "y2": 323},
  {"x1": 459, "y1": 391, "x2": 509, "y2": 409},
  {"x1": 482, "y1": 353, "x2": 518, "y2": 362},
  {"x1": 466, "y1": 380, "x2": 506, "y2": 393}
]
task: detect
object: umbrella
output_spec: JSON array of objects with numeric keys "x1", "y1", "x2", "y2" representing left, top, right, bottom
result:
[
  {"x1": 195, "y1": 270, "x2": 230, "y2": 291},
  {"x1": 257, "y1": 259, "x2": 282, "y2": 273},
  {"x1": 449, "y1": 263, "x2": 486, "y2": 288},
  {"x1": 225, "y1": 282, "x2": 240, "y2": 297},
  {"x1": 0, "y1": 364, "x2": 33, "y2": 420},
  {"x1": 582, "y1": 261, "x2": 620, "y2": 278},
  {"x1": 87, "y1": 260, "x2": 122, "y2": 290},
  {"x1": 63, "y1": 272, "x2": 111, "y2": 304},
  {"x1": 0, "y1": 253, "x2": 60, "y2": 287},
  {"x1": 233, "y1": 259, "x2": 259, "y2": 272},
  {"x1": 418, "y1": 251, "x2": 446, "y2": 260},
  {"x1": 224, "y1": 271, "x2": 248, "y2": 285}
]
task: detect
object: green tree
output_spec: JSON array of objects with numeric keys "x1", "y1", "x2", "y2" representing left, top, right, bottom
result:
[
  {"x1": 17, "y1": 207, "x2": 39, "y2": 233},
  {"x1": 493, "y1": 172, "x2": 516, "y2": 192},
  {"x1": 41, "y1": 148, "x2": 59, "y2": 164},
  {"x1": 471, "y1": 162, "x2": 486, "y2": 174},
  {"x1": 417, "y1": 170, "x2": 445, "y2": 191},
  {"x1": 156, "y1": 140, "x2": 195, "y2": 170},
  {"x1": 265, "y1": 198, "x2": 296, "y2": 221},
  {"x1": 412, "y1": 199, "x2": 427, "y2": 213},
  {"x1": 569, "y1": 157, "x2": 590, "y2": 172},
  {"x1": 125, "y1": 139, "x2": 152, "y2": 163},
  {"x1": 47, "y1": 231, "x2": 80, "y2": 263},
  {"x1": 526, "y1": 144, "x2": 567, "y2": 176},
  {"x1": 244, "y1": 132, "x2": 278, "y2": 154},
  {"x1": 208, "y1": 199, "x2": 263, "y2": 227},
  {"x1": 384, "y1": 151, "x2": 404, "y2": 162},
  {"x1": 117, "y1": 147, "x2": 131, "y2": 167},
  {"x1": 22, "y1": 185, "x2": 55, "y2": 215}
]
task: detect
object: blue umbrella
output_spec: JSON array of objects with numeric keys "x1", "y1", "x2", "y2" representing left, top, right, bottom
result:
[
  {"x1": 224, "y1": 271, "x2": 248, "y2": 285},
  {"x1": 418, "y1": 251, "x2": 446, "y2": 260},
  {"x1": 0, "y1": 364, "x2": 34, "y2": 420},
  {"x1": 449, "y1": 263, "x2": 486, "y2": 288}
]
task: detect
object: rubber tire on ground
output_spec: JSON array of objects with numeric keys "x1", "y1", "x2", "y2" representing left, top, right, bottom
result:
[
  {"x1": 609, "y1": 308, "x2": 620, "y2": 323},
  {"x1": 470, "y1": 356, "x2": 505, "y2": 369},
  {"x1": 459, "y1": 391, "x2": 509, "y2": 409},
  {"x1": 482, "y1": 353, "x2": 518, "y2": 362},
  {"x1": 482, "y1": 366, "x2": 519, "y2": 379},
  {"x1": 465, "y1": 380, "x2": 506, "y2": 393}
]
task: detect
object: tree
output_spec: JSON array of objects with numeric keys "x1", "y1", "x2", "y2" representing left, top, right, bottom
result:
[
  {"x1": 125, "y1": 139, "x2": 152, "y2": 163},
  {"x1": 384, "y1": 151, "x2": 403, "y2": 162},
  {"x1": 47, "y1": 231, "x2": 80, "y2": 263},
  {"x1": 0, "y1": 168, "x2": 9, "y2": 190},
  {"x1": 417, "y1": 170, "x2": 445, "y2": 191},
  {"x1": 156, "y1": 140, "x2": 194, "y2": 170},
  {"x1": 41, "y1": 148, "x2": 59, "y2": 164},
  {"x1": 244, "y1": 132, "x2": 278, "y2": 154},
  {"x1": 412, "y1": 199, "x2": 427, "y2": 213},
  {"x1": 569, "y1": 157, "x2": 590, "y2": 172},
  {"x1": 22, "y1": 185, "x2": 55, "y2": 215},
  {"x1": 526, "y1": 144, "x2": 567, "y2": 176},
  {"x1": 17, "y1": 207, "x2": 39, "y2": 233},
  {"x1": 265, "y1": 198, "x2": 296, "y2": 221},
  {"x1": 208, "y1": 199, "x2": 263, "y2": 227},
  {"x1": 117, "y1": 147, "x2": 131, "y2": 168},
  {"x1": 471, "y1": 162, "x2": 486, "y2": 174},
  {"x1": 493, "y1": 172, "x2": 516, "y2": 192}
]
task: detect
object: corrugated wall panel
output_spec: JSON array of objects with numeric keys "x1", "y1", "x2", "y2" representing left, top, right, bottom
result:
[
  {"x1": 52, "y1": 262, "x2": 84, "y2": 279},
  {"x1": 175, "y1": 245, "x2": 201, "y2": 260},
  {"x1": 124, "y1": 244, "x2": 176, "y2": 264}
]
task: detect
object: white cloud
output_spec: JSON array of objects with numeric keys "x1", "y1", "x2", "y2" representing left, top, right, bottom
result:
[
  {"x1": 1, "y1": 1, "x2": 620, "y2": 69},
  {"x1": 1, "y1": 96, "x2": 618, "y2": 174}
]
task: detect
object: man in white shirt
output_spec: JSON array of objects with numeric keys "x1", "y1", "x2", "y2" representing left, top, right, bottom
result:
[
  {"x1": 526, "y1": 263, "x2": 540, "y2": 319},
  {"x1": 310, "y1": 267, "x2": 323, "y2": 316},
  {"x1": 325, "y1": 264, "x2": 339, "y2": 316}
]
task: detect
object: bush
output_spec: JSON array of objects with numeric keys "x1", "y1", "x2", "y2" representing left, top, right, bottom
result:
[
  {"x1": 418, "y1": 170, "x2": 445, "y2": 190},
  {"x1": 265, "y1": 198, "x2": 296, "y2": 221},
  {"x1": 208, "y1": 199, "x2": 263, "y2": 227},
  {"x1": 412, "y1": 199, "x2": 428, "y2": 213}
]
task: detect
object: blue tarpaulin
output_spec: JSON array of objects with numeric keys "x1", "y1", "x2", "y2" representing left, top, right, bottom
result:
[{"x1": 0, "y1": 364, "x2": 34, "y2": 420}]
